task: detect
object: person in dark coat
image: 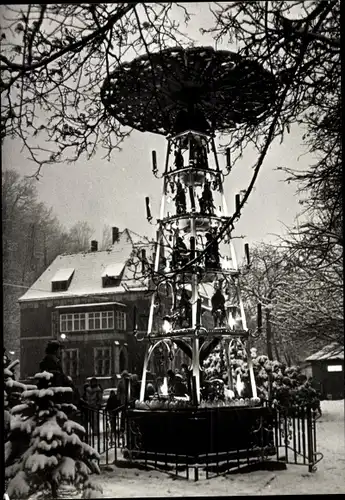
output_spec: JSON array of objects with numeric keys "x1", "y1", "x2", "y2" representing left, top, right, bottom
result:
[
  {"x1": 85, "y1": 377, "x2": 103, "y2": 409},
  {"x1": 173, "y1": 181, "x2": 186, "y2": 215},
  {"x1": 117, "y1": 370, "x2": 130, "y2": 432},
  {"x1": 174, "y1": 374, "x2": 188, "y2": 397},
  {"x1": 171, "y1": 236, "x2": 189, "y2": 269},
  {"x1": 177, "y1": 288, "x2": 192, "y2": 328},
  {"x1": 145, "y1": 382, "x2": 155, "y2": 400},
  {"x1": 211, "y1": 288, "x2": 226, "y2": 327},
  {"x1": 39, "y1": 341, "x2": 71, "y2": 387},
  {"x1": 181, "y1": 363, "x2": 192, "y2": 396},
  {"x1": 117, "y1": 370, "x2": 130, "y2": 406},
  {"x1": 156, "y1": 376, "x2": 163, "y2": 396},
  {"x1": 199, "y1": 180, "x2": 215, "y2": 214},
  {"x1": 174, "y1": 149, "x2": 184, "y2": 169},
  {"x1": 4, "y1": 348, "x2": 11, "y2": 369},
  {"x1": 80, "y1": 382, "x2": 90, "y2": 405},
  {"x1": 78, "y1": 382, "x2": 90, "y2": 429},
  {"x1": 130, "y1": 373, "x2": 140, "y2": 402},
  {"x1": 205, "y1": 232, "x2": 220, "y2": 269},
  {"x1": 85, "y1": 377, "x2": 103, "y2": 434},
  {"x1": 167, "y1": 369, "x2": 176, "y2": 395},
  {"x1": 106, "y1": 390, "x2": 120, "y2": 412},
  {"x1": 106, "y1": 390, "x2": 120, "y2": 441}
]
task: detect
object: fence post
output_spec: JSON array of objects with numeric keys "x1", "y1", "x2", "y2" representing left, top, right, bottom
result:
[
  {"x1": 104, "y1": 410, "x2": 109, "y2": 465},
  {"x1": 125, "y1": 405, "x2": 131, "y2": 460},
  {"x1": 307, "y1": 407, "x2": 314, "y2": 473}
]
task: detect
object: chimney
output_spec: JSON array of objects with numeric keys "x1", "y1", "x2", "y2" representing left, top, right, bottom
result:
[
  {"x1": 112, "y1": 227, "x2": 119, "y2": 244},
  {"x1": 91, "y1": 240, "x2": 98, "y2": 252}
]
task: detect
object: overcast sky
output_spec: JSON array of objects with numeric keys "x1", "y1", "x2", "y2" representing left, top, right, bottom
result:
[{"x1": 3, "y1": 3, "x2": 313, "y2": 259}]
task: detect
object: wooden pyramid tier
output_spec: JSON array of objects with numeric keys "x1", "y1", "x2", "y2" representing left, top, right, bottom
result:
[{"x1": 101, "y1": 46, "x2": 276, "y2": 135}]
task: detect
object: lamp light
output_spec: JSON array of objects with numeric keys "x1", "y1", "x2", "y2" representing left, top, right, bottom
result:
[{"x1": 162, "y1": 316, "x2": 173, "y2": 334}]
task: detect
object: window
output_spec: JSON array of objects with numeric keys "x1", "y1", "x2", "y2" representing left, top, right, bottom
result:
[
  {"x1": 94, "y1": 347, "x2": 111, "y2": 376},
  {"x1": 116, "y1": 310, "x2": 126, "y2": 331},
  {"x1": 327, "y1": 365, "x2": 343, "y2": 372},
  {"x1": 62, "y1": 349, "x2": 79, "y2": 377},
  {"x1": 89, "y1": 312, "x2": 101, "y2": 330},
  {"x1": 102, "y1": 276, "x2": 121, "y2": 288},
  {"x1": 101, "y1": 264, "x2": 125, "y2": 288},
  {"x1": 60, "y1": 313, "x2": 86, "y2": 332},
  {"x1": 60, "y1": 311, "x2": 113, "y2": 332},
  {"x1": 51, "y1": 268, "x2": 75, "y2": 292},
  {"x1": 102, "y1": 311, "x2": 114, "y2": 329},
  {"x1": 52, "y1": 281, "x2": 68, "y2": 292},
  {"x1": 89, "y1": 311, "x2": 114, "y2": 330}
]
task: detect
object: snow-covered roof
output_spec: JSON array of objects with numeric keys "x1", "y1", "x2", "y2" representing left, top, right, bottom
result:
[
  {"x1": 18, "y1": 229, "x2": 154, "y2": 302},
  {"x1": 51, "y1": 268, "x2": 75, "y2": 282},
  {"x1": 305, "y1": 343, "x2": 344, "y2": 362},
  {"x1": 55, "y1": 302, "x2": 126, "y2": 309}
]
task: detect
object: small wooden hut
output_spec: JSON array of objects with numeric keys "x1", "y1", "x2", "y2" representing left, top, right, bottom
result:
[{"x1": 304, "y1": 343, "x2": 344, "y2": 400}]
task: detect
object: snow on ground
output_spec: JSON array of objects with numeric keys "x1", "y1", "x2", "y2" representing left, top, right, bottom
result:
[
  {"x1": 92, "y1": 400, "x2": 345, "y2": 497},
  {"x1": 25, "y1": 400, "x2": 344, "y2": 498}
]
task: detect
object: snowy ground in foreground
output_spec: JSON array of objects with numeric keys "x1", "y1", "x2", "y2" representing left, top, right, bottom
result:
[
  {"x1": 26, "y1": 400, "x2": 344, "y2": 498},
  {"x1": 92, "y1": 400, "x2": 345, "y2": 497}
]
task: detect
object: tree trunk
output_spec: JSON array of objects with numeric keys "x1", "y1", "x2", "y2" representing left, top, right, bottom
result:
[
  {"x1": 265, "y1": 308, "x2": 273, "y2": 361},
  {"x1": 283, "y1": 349, "x2": 292, "y2": 365},
  {"x1": 272, "y1": 334, "x2": 281, "y2": 362},
  {"x1": 50, "y1": 481, "x2": 58, "y2": 500}
]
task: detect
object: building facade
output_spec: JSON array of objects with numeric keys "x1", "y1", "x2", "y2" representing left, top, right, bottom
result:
[
  {"x1": 18, "y1": 228, "x2": 154, "y2": 390},
  {"x1": 304, "y1": 343, "x2": 344, "y2": 400}
]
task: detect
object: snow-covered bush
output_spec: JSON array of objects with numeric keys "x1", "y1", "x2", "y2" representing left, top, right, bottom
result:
[
  {"x1": 202, "y1": 343, "x2": 320, "y2": 410},
  {"x1": 4, "y1": 355, "x2": 29, "y2": 441},
  {"x1": 203, "y1": 344, "x2": 227, "y2": 381},
  {"x1": 203, "y1": 340, "x2": 248, "y2": 398},
  {"x1": 247, "y1": 354, "x2": 320, "y2": 410},
  {"x1": 5, "y1": 370, "x2": 102, "y2": 499}
]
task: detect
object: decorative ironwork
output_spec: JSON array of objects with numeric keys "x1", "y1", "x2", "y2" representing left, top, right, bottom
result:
[
  {"x1": 101, "y1": 46, "x2": 276, "y2": 136},
  {"x1": 100, "y1": 46, "x2": 321, "y2": 478},
  {"x1": 80, "y1": 401, "x2": 322, "y2": 480},
  {"x1": 127, "y1": 420, "x2": 143, "y2": 460},
  {"x1": 249, "y1": 414, "x2": 275, "y2": 462}
]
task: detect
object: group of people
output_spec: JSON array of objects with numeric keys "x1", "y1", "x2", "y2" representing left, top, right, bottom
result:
[
  {"x1": 145, "y1": 365, "x2": 229, "y2": 403},
  {"x1": 171, "y1": 230, "x2": 221, "y2": 272},
  {"x1": 143, "y1": 364, "x2": 192, "y2": 400},
  {"x1": 172, "y1": 179, "x2": 215, "y2": 217},
  {"x1": 37, "y1": 341, "x2": 145, "y2": 434},
  {"x1": 103, "y1": 371, "x2": 141, "y2": 413},
  {"x1": 167, "y1": 365, "x2": 192, "y2": 397},
  {"x1": 37, "y1": 341, "x2": 142, "y2": 412},
  {"x1": 173, "y1": 138, "x2": 209, "y2": 171}
]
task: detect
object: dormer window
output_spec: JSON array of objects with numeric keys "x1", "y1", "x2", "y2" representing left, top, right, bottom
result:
[
  {"x1": 102, "y1": 263, "x2": 125, "y2": 288},
  {"x1": 51, "y1": 268, "x2": 75, "y2": 292}
]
